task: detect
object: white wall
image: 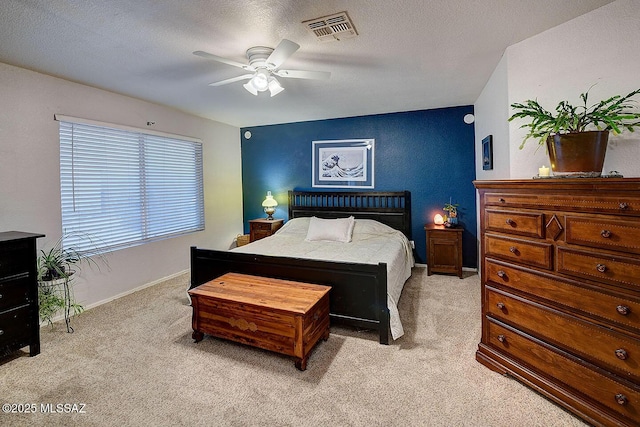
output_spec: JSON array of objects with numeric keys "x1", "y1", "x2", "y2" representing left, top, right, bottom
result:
[
  {"x1": 0, "y1": 62, "x2": 243, "y2": 308},
  {"x1": 474, "y1": 53, "x2": 510, "y2": 180},
  {"x1": 475, "y1": 0, "x2": 640, "y2": 179}
]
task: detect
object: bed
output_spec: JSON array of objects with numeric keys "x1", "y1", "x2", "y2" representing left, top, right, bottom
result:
[{"x1": 189, "y1": 190, "x2": 414, "y2": 344}]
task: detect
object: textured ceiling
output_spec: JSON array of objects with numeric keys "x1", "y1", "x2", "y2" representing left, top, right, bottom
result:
[{"x1": 0, "y1": 0, "x2": 614, "y2": 128}]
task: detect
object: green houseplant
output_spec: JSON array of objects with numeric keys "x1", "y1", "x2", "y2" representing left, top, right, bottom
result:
[
  {"x1": 37, "y1": 233, "x2": 105, "y2": 332},
  {"x1": 509, "y1": 87, "x2": 640, "y2": 176},
  {"x1": 443, "y1": 198, "x2": 459, "y2": 226}
]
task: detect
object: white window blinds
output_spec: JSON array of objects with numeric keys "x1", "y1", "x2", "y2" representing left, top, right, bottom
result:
[{"x1": 57, "y1": 117, "x2": 204, "y2": 253}]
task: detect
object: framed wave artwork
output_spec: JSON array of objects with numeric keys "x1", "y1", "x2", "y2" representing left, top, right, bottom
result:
[{"x1": 312, "y1": 139, "x2": 375, "y2": 188}]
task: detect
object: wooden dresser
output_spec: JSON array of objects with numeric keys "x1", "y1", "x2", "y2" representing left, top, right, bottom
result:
[
  {"x1": 474, "y1": 179, "x2": 640, "y2": 427},
  {"x1": 0, "y1": 231, "x2": 44, "y2": 358}
]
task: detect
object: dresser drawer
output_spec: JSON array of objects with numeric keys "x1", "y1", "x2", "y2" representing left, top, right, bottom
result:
[
  {"x1": 0, "y1": 241, "x2": 30, "y2": 277},
  {"x1": 0, "y1": 275, "x2": 31, "y2": 312},
  {"x1": 486, "y1": 260, "x2": 640, "y2": 333},
  {"x1": 0, "y1": 305, "x2": 32, "y2": 346},
  {"x1": 558, "y1": 247, "x2": 640, "y2": 291},
  {"x1": 485, "y1": 234, "x2": 553, "y2": 270},
  {"x1": 487, "y1": 320, "x2": 640, "y2": 425},
  {"x1": 566, "y1": 216, "x2": 640, "y2": 255},
  {"x1": 485, "y1": 209, "x2": 544, "y2": 238},
  {"x1": 484, "y1": 192, "x2": 640, "y2": 215},
  {"x1": 252, "y1": 222, "x2": 274, "y2": 231},
  {"x1": 487, "y1": 287, "x2": 640, "y2": 381}
]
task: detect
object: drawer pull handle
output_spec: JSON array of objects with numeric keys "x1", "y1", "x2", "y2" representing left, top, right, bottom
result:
[
  {"x1": 509, "y1": 246, "x2": 518, "y2": 254},
  {"x1": 497, "y1": 270, "x2": 506, "y2": 278},
  {"x1": 615, "y1": 393, "x2": 628, "y2": 406},
  {"x1": 619, "y1": 202, "x2": 629, "y2": 210},
  {"x1": 600, "y1": 229, "x2": 612, "y2": 238},
  {"x1": 615, "y1": 348, "x2": 628, "y2": 360},
  {"x1": 616, "y1": 305, "x2": 631, "y2": 315},
  {"x1": 0, "y1": 293, "x2": 2, "y2": 299},
  {"x1": 498, "y1": 198, "x2": 505, "y2": 203},
  {"x1": 0, "y1": 330, "x2": 3, "y2": 336},
  {"x1": 596, "y1": 263, "x2": 607, "y2": 273},
  {"x1": 505, "y1": 218, "x2": 515, "y2": 226},
  {"x1": 496, "y1": 302, "x2": 505, "y2": 310},
  {"x1": 497, "y1": 334, "x2": 506, "y2": 343}
]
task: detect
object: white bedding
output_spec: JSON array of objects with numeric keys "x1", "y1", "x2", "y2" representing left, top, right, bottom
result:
[{"x1": 232, "y1": 217, "x2": 414, "y2": 340}]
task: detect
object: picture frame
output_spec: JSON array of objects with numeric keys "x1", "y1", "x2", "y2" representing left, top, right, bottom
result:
[
  {"x1": 482, "y1": 135, "x2": 493, "y2": 170},
  {"x1": 312, "y1": 139, "x2": 375, "y2": 188}
]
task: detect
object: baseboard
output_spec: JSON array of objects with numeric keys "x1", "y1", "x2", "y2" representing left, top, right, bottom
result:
[
  {"x1": 40, "y1": 269, "x2": 190, "y2": 328},
  {"x1": 414, "y1": 263, "x2": 477, "y2": 273}
]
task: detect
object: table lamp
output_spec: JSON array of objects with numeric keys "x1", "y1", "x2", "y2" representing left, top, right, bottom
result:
[{"x1": 262, "y1": 191, "x2": 278, "y2": 220}]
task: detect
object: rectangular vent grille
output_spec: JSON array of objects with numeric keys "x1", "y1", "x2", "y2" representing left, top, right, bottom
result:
[{"x1": 303, "y1": 11, "x2": 358, "y2": 42}]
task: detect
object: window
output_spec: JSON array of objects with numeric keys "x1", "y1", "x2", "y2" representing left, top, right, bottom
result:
[{"x1": 56, "y1": 115, "x2": 204, "y2": 253}]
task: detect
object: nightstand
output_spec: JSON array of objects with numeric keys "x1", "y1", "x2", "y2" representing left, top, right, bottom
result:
[
  {"x1": 249, "y1": 219, "x2": 284, "y2": 242},
  {"x1": 425, "y1": 224, "x2": 463, "y2": 278}
]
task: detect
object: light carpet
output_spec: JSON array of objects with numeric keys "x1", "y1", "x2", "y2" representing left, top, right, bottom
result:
[{"x1": 1, "y1": 267, "x2": 587, "y2": 426}]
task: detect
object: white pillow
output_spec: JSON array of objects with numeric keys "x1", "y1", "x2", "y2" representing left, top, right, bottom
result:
[{"x1": 305, "y1": 216, "x2": 355, "y2": 243}]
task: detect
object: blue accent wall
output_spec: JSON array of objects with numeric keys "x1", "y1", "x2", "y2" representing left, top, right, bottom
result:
[{"x1": 240, "y1": 106, "x2": 477, "y2": 267}]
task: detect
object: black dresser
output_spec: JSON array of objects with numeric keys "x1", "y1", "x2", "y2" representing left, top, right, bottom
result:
[{"x1": 0, "y1": 231, "x2": 44, "y2": 357}]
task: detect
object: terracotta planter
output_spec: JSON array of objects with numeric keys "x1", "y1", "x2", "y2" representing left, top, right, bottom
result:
[{"x1": 546, "y1": 131, "x2": 609, "y2": 177}]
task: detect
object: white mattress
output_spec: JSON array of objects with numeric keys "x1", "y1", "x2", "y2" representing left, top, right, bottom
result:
[{"x1": 232, "y1": 217, "x2": 414, "y2": 340}]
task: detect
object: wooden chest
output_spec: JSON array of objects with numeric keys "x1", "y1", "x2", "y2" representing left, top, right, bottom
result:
[
  {"x1": 188, "y1": 272, "x2": 330, "y2": 370},
  {"x1": 474, "y1": 178, "x2": 640, "y2": 427}
]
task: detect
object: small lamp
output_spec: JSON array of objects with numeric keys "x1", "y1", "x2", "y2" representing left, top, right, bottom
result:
[
  {"x1": 433, "y1": 214, "x2": 445, "y2": 225},
  {"x1": 262, "y1": 191, "x2": 278, "y2": 220}
]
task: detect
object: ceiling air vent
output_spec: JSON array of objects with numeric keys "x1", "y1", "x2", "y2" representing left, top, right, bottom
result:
[{"x1": 303, "y1": 11, "x2": 358, "y2": 42}]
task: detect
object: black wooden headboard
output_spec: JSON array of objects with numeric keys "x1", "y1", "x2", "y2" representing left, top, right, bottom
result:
[{"x1": 288, "y1": 190, "x2": 412, "y2": 239}]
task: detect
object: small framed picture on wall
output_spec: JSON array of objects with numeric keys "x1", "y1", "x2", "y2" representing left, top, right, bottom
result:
[{"x1": 482, "y1": 135, "x2": 493, "y2": 170}]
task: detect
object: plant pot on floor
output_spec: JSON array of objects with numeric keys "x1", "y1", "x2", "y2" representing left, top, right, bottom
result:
[{"x1": 546, "y1": 130, "x2": 609, "y2": 177}]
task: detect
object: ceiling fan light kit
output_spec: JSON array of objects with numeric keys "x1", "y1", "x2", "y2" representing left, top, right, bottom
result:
[
  {"x1": 240, "y1": 68, "x2": 284, "y2": 97},
  {"x1": 194, "y1": 38, "x2": 330, "y2": 97}
]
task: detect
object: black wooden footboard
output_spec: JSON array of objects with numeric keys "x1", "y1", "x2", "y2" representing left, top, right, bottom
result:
[{"x1": 190, "y1": 247, "x2": 390, "y2": 344}]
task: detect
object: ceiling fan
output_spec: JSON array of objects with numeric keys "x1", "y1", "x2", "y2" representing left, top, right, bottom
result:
[{"x1": 193, "y1": 39, "x2": 330, "y2": 97}]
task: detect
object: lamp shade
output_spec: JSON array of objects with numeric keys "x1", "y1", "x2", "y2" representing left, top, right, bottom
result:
[
  {"x1": 243, "y1": 81, "x2": 258, "y2": 96},
  {"x1": 262, "y1": 191, "x2": 277, "y2": 208},
  {"x1": 252, "y1": 69, "x2": 270, "y2": 91},
  {"x1": 268, "y1": 77, "x2": 284, "y2": 97}
]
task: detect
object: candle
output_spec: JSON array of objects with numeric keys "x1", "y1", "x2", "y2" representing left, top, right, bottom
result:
[{"x1": 538, "y1": 165, "x2": 550, "y2": 177}]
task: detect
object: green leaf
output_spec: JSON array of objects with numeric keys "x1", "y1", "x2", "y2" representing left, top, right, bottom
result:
[{"x1": 510, "y1": 86, "x2": 640, "y2": 149}]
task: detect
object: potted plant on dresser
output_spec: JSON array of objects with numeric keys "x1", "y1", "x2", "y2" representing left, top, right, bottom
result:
[
  {"x1": 37, "y1": 233, "x2": 106, "y2": 333},
  {"x1": 509, "y1": 86, "x2": 640, "y2": 176}
]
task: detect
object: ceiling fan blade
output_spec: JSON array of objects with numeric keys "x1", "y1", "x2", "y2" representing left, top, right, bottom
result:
[
  {"x1": 275, "y1": 69, "x2": 331, "y2": 80},
  {"x1": 193, "y1": 50, "x2": 253, "y2": 71},
  {"x1": 266, "y1": 39, "x2": 300, "y2": 69},
  {"x1": 208, "y1": 73, "x2": 254, "y2": 87}
]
